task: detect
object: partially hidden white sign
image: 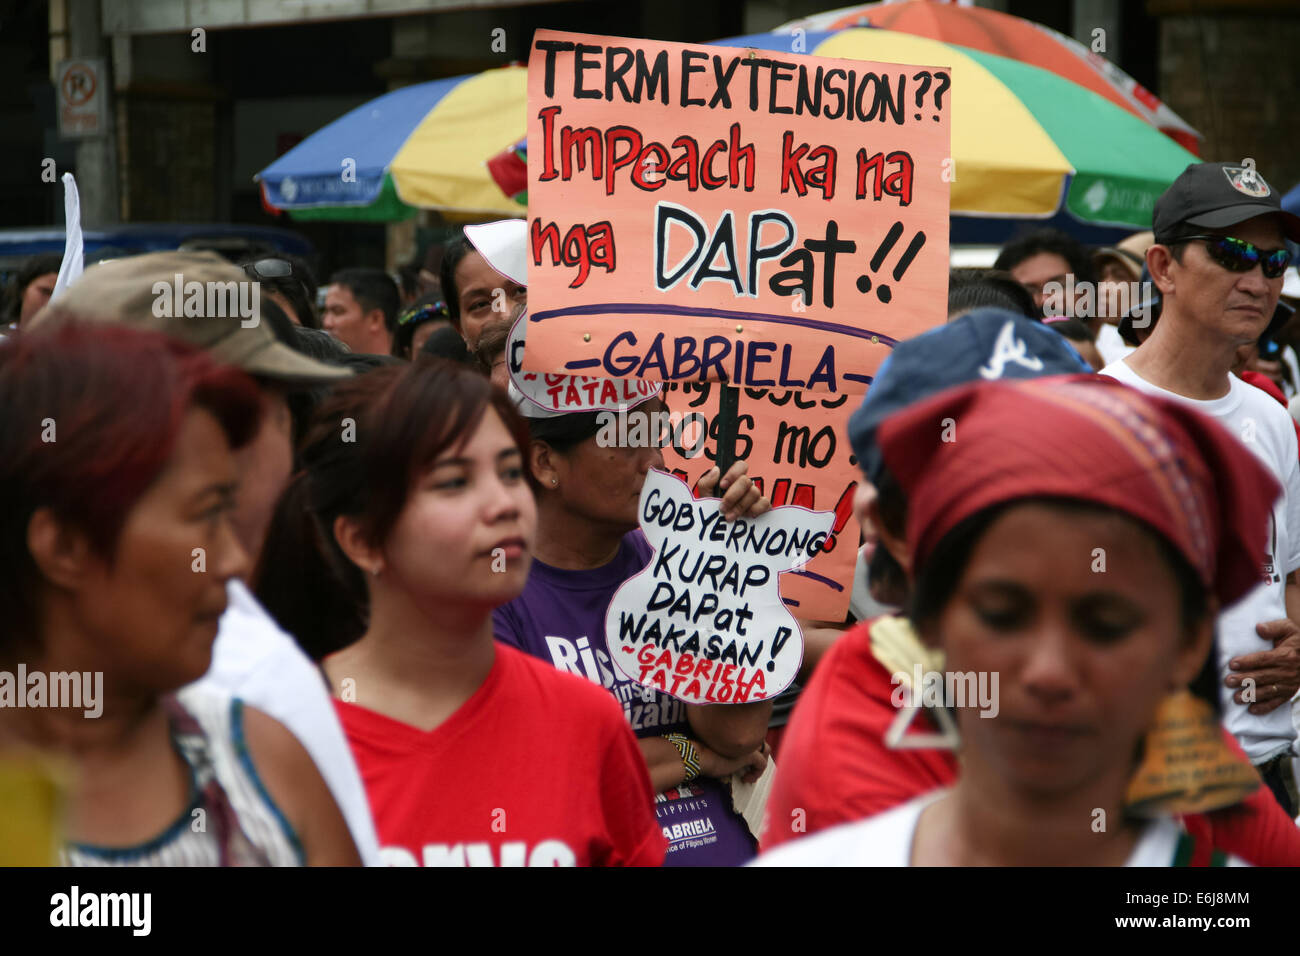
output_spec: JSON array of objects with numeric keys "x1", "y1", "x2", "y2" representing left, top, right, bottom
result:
[
  {"x1": 606, "y1": 469, "x2": 835, "y2": 704},
  {"x1": 507, "y1": 309, "x2": 661, "y2": 416}
]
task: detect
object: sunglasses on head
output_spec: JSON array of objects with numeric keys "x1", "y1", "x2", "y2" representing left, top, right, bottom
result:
[
  {"x1": 249, "y1": 257, "x2": 296, "y2": 280},
  {"x1": 1168, "y1": 235, "x2": 1292, "y2": 279},
  {"x1": 247, "y1": 257, "x2": 316, "y2": 299}
]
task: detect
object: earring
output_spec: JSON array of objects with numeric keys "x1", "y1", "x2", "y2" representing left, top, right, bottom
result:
[
  {"x1": 551, "y1": 478, "x2": 557, "y2": 486},
  {"x1": 371, "y1": 566, "x2": 380, "y2": 577},
  {"x1": 1125, "y1": 688, "x2": 1259, "y2": 816},
  {"x1": 872, "y1": 617, "x2": 961, "y2": 752}
]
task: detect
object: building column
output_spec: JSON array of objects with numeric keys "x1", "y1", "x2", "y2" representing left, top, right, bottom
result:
[{"x1": 60, "y1": 0, "x2": 120, "y2": 224}]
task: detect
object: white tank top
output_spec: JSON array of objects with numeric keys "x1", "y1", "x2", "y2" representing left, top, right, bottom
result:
[{"x1": 62, "y1": 688, "x2": 303, "y2": 867}]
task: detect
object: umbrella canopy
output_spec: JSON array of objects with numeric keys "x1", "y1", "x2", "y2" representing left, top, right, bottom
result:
[
  {"x1": 256, "y1": 66, "x2": 526, "y2": 221},
  {"x1": 776, "y1": 0, "x2": 1200, "y2": 153},
  {"x1": 259, "y1": 26, "x2": 1194, "y2": 229},
  {"x1": 1284, "y1": 182, "x2": 1300, "y2": 218},
  {"x1": 715, "y1": 29, "x2": 1198, "y2": 228}
]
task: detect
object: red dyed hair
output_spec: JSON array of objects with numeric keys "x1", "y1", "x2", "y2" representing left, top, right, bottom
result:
[{"x1": 0, "y1": 323, "x2": 263, "y2": 646}]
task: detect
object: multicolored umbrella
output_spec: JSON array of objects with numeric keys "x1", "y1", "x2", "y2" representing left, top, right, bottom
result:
[
  {"x1": 714, "y1": 28, "x2": 1198, "y2": 228},
  {"x1": 256, "y1": 66, "x2": 526, "y2": 221},
  {"x1": 775, "y1": 0, "x2": 1200, "y2": 153},
  {"x1": 486, "y1": 138, "x2": 528, "y2": 207},
  {"x1": 260, "y1": 25, "x2": 1195, "y2": 230}
]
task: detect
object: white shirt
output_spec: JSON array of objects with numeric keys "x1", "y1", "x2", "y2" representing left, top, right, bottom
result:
[
  {"x1": 1095, "y1": 323, "x2": 1135, "y2": 367},
  {"x1": 752, "y1": 792, "x2": 1248, "y2": 866},
  {"x1": 1102, "y1": 358, "x2": 1300, "y2": 763},
  {"x1": 1282, "y1": 345, "x2": 1299, "y2": 400},
  {"x1": 186, "y1": 580, "x2": 382, "y2": 865}
]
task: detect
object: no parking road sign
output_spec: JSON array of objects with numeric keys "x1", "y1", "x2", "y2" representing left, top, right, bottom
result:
[{"x1": 57, "y1": 59, "x2": 109, "y2": 138}]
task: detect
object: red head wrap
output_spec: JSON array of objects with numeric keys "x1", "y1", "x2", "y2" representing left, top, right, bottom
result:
[{"x1": 877, "y1": 375, "x2": 1279, "y2": 609}]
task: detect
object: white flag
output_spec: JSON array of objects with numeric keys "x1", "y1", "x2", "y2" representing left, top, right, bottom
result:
[{"x1": 51, "y1": 172, "x2": 84, "y2": 300}]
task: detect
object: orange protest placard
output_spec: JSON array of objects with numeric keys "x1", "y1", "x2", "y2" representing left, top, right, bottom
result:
[
  {"x1": 659, "y1": 382, "x2": 859, "y2": 620},
  {"x1": 523, "y1": 29, "x2": 951, "y2": 391}
]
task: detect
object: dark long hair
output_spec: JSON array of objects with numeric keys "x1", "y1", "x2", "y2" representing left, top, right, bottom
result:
[
  {"x1": 865, "y1": 467, "x2": 909, "y2": 607},
  {"x1": 255, "y1": 357, "x2": 530, "y2": 659},
  {"x1": 439, "y1": 234, "x2": 474, "y2": 327}
]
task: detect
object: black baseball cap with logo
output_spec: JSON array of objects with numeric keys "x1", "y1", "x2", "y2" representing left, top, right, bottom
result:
[{"x1": 1153, "y1": 162, "x2": 1300, "y2": 243}]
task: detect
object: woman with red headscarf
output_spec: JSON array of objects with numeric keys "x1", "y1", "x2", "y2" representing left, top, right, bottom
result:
[{"x1": 759, "y1": 375, "x2": 1280, "y2": 866}]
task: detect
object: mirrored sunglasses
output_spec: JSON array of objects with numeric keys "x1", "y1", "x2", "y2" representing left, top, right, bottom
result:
[{"x1": 1171, "y1": 235, "x2": 1292, "y2": 279}]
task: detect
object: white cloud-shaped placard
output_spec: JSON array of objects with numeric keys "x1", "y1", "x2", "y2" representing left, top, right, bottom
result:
[{"x1": 606, "y1": 469, "x2": 835, "y2": 704}]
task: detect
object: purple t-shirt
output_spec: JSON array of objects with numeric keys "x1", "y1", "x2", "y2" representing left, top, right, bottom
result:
[{"x1": 493, "y1": 531, "x2": 756, "y2": 866}]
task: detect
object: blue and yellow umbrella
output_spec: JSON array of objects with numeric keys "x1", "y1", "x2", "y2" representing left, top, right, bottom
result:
[{"x1": 256, "y1": 66, "x2": 527, "y2": 222}]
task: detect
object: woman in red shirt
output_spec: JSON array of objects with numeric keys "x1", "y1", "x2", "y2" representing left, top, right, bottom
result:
[{"x1": 267, "y1": 359, "x2": 665, "y2": 866}]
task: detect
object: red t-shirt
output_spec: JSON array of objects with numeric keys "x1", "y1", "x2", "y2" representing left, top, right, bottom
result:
[
  {"x1": 761, "y1": 620, "x2": 957, "y2": 851},
  {"x1": 761, "y1": 619, "x2": 1300, "y2": 865},
  {"x1": 336, "y1": 643, "x2": 665, "y2": 867}
]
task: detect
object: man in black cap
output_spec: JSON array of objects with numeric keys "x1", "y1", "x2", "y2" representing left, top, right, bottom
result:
[{"x1": 1101, "y1": 162, "x2": 1300, "y2": 815}]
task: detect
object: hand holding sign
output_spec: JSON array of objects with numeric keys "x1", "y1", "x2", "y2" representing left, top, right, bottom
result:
[{"x1": 607, "y1": 469, "x2": 834, "y2": 704}]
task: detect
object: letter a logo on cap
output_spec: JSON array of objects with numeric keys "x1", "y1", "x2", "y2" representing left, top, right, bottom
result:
[
  {"x1": 1224, "y1": 166, "x2": 1270, "y2": 198},
  {"x1": 979, "y1": 320, "x2": 1045, "y2": 380}
]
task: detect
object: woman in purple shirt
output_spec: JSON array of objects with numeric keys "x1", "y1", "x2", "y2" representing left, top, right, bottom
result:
[
  {"x1": 457, "y1": 219, "x2": 774, "y2": 866},
  {"x1": 493, "y1": 398, "x2": 773, "y2": 866}
]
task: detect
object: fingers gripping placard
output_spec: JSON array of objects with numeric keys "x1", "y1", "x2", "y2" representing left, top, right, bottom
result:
[
  {"x1": 606, "y1": 470, "x2": 835, "y2": 704},
  {"x1": 525, "y1": 30, "x2": 950, "y2": 392}
]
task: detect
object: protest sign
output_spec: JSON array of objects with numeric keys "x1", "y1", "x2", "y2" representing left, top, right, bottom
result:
[
  {"x1": 523, "y1": 29, "x2": 950, "y2": 391},
  {"x1": 659, "y1": 381, "x2": 858, "y2": 618},
  {"x1": 507, "y1": 309, "x2": 662, "y2": 415},
  {"x1": 607, "y1": 469, "x2": 835, "y2": 704},
  {"x1": 468, "y1": 217, "x2": 664, "y2": 417}
]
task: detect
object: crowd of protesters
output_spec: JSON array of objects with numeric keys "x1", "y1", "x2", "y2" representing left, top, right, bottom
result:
[{"x1": 3, "y1": 159, "x2": 1300, "y2": 867}]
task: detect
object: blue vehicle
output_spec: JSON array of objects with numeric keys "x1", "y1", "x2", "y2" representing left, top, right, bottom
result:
[
  {"x1": 1, "y1": 222, "x2": 319, "y2": 329},
  {"x1": 1, "y1": 223, "x2": 318, "y2": 324},
  {"x1": 0, "y1": 222, "x2": 315, "y2": 278}
]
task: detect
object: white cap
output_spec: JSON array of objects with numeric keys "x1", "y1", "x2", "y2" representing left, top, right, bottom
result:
[{"x1": 464, "y1": 220, "x2": 528, "y2": 287}]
